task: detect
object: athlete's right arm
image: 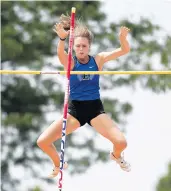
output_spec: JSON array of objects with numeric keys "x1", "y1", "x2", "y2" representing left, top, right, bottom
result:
[
  {"x1": 57, "y1": 40, "x2": 68, "y2": 67},
  {"x1": 53, "y1": 23, "x2": 70, "y2": 68}
]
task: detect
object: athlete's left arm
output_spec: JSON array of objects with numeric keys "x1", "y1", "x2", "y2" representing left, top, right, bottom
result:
[{"x1": 97, "y1": 26, "x2": 130, "y2": 67}]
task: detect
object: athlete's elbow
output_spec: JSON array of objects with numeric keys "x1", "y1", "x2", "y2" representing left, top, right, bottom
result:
[
  {"x1": 122, "y1": 47, "x2": 130, "y2": 54},
  {"x1": 126, "y1": 47, "x2": 130, "y2": 54}
]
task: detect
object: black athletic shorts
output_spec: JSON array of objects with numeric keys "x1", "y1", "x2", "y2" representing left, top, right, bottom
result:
[{"x1": 68, "y1": 99, "x2": 105, "y2": 126}]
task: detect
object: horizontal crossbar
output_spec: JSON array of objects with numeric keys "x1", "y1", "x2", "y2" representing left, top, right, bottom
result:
[{"x1": 0, "y1": 70, "x2": 171, "y2": 75}]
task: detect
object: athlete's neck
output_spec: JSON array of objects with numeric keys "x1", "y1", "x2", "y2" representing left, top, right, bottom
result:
[{"x1": 77, "y1": 55, "x2": 90, "y2": 64}]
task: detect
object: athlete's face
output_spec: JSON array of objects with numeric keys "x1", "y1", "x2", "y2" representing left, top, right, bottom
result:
[{"x1": 74, "y1": 37, "x2": 90, "y2": 59}]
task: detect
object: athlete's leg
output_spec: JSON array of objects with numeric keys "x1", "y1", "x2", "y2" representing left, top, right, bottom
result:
[
  {"x1": 37, "y1": 114, "x2": 80, "y2": 167},
  {"x1": 90, "y1": 113, "x2": 130, "y2": 171},
  {"x1": 90, "y1": 113, "x2": 127, "y2": 158}
]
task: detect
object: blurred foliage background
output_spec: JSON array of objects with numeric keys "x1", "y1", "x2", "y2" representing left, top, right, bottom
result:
[{"x1": 1, "y1": 1, "x2": 171, "y2": 191}]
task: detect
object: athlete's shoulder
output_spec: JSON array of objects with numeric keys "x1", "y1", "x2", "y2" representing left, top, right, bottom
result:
[
  {"x1": 89, "y1": 55, "x2": 96, "y2": 62},
  {"x1": 73, "y1": 55, "x2": 77, "y2": 60},
  {"x1": 94, "y1": 54, "x2": 103, "y2": 69}
]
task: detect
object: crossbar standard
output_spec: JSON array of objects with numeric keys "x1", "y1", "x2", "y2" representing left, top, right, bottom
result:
[{"x1": 0, "y1": 70, "x2": 171, "y2": 75}]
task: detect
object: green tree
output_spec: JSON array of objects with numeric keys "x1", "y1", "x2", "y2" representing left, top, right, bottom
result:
[
  {"x1": 156, "y1": 162, "x2": 171, "y2": 191},
  {"x1": 1, "y1": 1, "x2": 171, "y2": 191}
]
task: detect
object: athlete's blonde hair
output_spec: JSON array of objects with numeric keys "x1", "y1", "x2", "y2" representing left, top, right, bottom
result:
[{"x1": 59, "y1": 14, "x2": 94, "y2": 44}]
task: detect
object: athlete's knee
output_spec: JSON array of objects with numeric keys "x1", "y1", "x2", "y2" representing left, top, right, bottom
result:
[{"x1": 37, "y1": 136, "x2": 46, "y2": 148}]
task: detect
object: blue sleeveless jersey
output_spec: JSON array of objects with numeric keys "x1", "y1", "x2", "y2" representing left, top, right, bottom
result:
[{"x1": 69, "y1": 56, "x2": 100, "y2": 100}]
